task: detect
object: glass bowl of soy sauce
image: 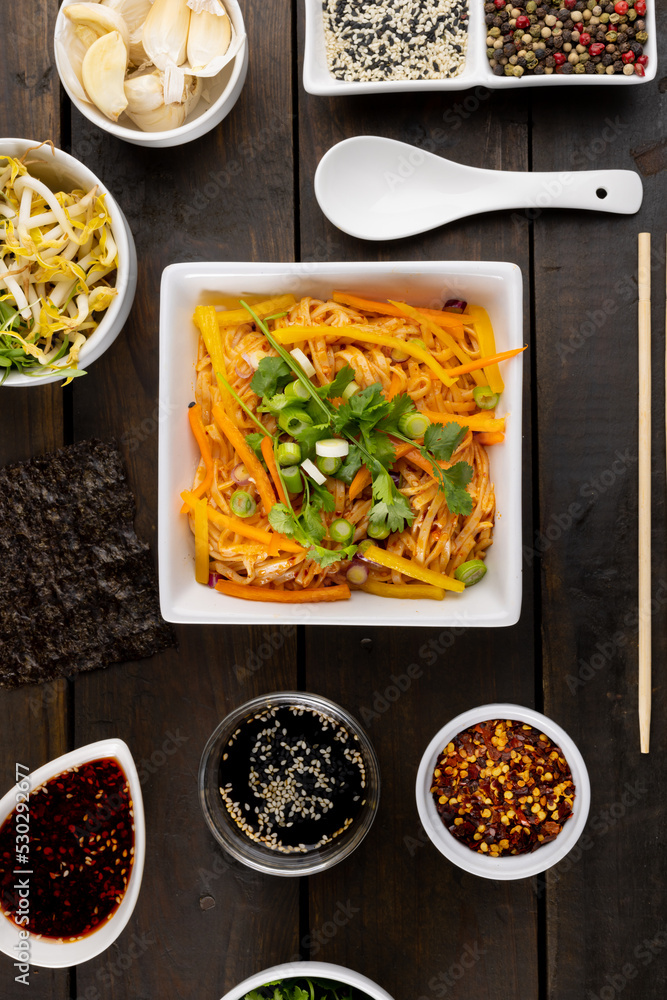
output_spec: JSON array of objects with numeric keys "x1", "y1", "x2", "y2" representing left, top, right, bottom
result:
[{"x1": 199, "y1": 691, "x2": 380, "y2": 876}]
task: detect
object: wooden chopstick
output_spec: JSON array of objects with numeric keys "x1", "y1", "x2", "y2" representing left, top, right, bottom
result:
[{"x1": 638, "y1": 232, "x2": 651, "y2": 754}]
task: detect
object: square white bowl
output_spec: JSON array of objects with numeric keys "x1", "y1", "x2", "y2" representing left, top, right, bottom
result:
[
  {"x1": 303, "y1": 0, "x2": 657, "y2": 94},
  {"x1": 158, "y1": 261, "x2": 523, "y2": 627}
]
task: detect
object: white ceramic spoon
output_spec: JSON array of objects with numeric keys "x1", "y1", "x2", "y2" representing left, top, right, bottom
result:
[{"x1": 314, "y1": 135, "x2": 644, "y2": 241}]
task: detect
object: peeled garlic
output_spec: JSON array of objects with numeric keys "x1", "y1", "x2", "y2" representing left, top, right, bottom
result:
[
  {"x1": 102, "y1": 0, "x2": 152, "y2": 65},
  {"x1": 124, "y1": 68, "x2": 164, "y2": 114},
  {"x1": 82, "y1": 31, "x2": 129, "y2": 121},
  {"x1": 187, "y1": 7, "x2": 231, "y2": 73},
  {"x1": 126, "y1": 75, "x2": 201, "y2": 131},
  {"x1": 142, "y1": 0, "x2": 191, "y2": 70},
  {"x1": 64, "y1": 3, "x2": 131, "y2": 57}
]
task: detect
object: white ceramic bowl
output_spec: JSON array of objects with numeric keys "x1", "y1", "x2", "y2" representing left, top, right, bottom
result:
[
  {"x1": 0, "y1": 139, "x2": 137, "y2": 387},
  {"x1": 416, "y1": 703, "x2": 591, "y2": 881},
  {"x1": 219, "y1": 961, "x2": 395, "y2": 1000},
  {"x1": 158, "y1": 260, "x2": 523, "y2": 627},
  {"x1": 303, "y1": 0, "x2": 657, "y2": 94},
  {"x1": 54, "y1": 0, "x2": 248, "y2": 148},
  {"x1": 0, "y1": 738, "x2": 145, "y2": 968}
]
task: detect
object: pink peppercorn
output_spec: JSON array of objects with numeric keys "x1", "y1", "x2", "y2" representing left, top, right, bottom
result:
[
  {"x1": 494, "y1": 0, "x2": 506, "y2": 7},
  {"x1": 553, "y1": 51, "x2": 567, "y2": 65},
  {"x1": 634, "y1": 63, "x2": 645, "y2": 77},
  {"x1": 589, "y1": 42, "x2": 605, "y2": 56},
  {"x1": 634, "y1": 0, "x2": 646, "y2": 13},
  {"x1": 579, "y1": 32, "x2": 591, "y2": 46},
  {"x1": 563, "y1": 0, "x2": 576, "y2": 8},
  {"x1": 636, "y1": 54, "x2": 649, "y2": 66},
  {"x1": 622, "y1": 50, "x2": 635, "y2": 63},
  {"x1": 516, "y1": 14, "x2": 530, "y2": 28},
  {"x1": 614, "y1": 0, "x2": 628, "y2": 13}
]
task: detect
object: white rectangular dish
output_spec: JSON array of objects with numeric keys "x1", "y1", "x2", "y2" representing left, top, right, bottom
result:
[
  {"x1": 303, "y1": 0, "x2": 657, "y2": 94},
  {"x1": 158, "y1": 261, "x2": 523, "y2": 627}
]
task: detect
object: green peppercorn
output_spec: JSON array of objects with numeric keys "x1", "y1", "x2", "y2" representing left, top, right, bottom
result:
[
  {"x1": 504, "y1": 63, "x2": 514, "y2": 75},
  {"x1": 609, "y1": 12, "x2": 620, "y2": 22},
  {"x1": 628, "y1": 9, "x2": 637, "y2": 19},
  {"x1": 530, "y1": 24, "x2": 541, "y2": 36},
  {"x1": 599, "y1": 12, "x2": 610, "y2": 22},
  {"x1": 586, "y1": 0, "x2": 596, "y2": 8},
  {"x1": 579, "y1": 51, "x2": 589, "y2": 62},
  {"x1": 605, "y1": 30, "x2": 618, "y2": 41},
  {"x1": 487, "y1": 47, "x2": 496, "y2": 57},
  {"x1": 526, "y1": 0, "x2": 536, "y2": 9},
  {"x1": 574, "y1": 62, "x2": 586, "y2": 72},
  {"x1": 595, "y1": 61, "x2": 606, "y2": 72},
  {"x1": 636, "y1": 30, "x2": 648, "y2": 42},
  {"x1": 489, "y1": 26, "x2": 501, "y2": 36},
  {"x1": 514, "y1": 64, "x2": 524, "y2": 76}
]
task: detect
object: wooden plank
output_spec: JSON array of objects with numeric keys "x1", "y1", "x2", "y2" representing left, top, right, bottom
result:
[
  {"x1": 67, "y1": 2, "x2": 300, "y2": 997},
  {"x1": 0, "y1": 3, "x2": 69, "y2": 998},
  {"x1": 296, "y1": 13, "x2": 538, "y2": 990},
  {"x1": 532, "y1": 14, "x2": 667, "y2": 997}
]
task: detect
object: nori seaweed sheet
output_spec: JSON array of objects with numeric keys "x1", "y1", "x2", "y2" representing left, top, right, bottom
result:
[{"x1": 0, "y1": 438, "x2": 175, "y2": 688}]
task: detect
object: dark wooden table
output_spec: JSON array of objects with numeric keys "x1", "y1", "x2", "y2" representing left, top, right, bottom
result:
[{"x1": 2, "y1": 3, "x2": 666, "y2": 998}]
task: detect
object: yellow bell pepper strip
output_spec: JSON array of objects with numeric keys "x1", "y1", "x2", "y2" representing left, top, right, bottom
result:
[
  {"x1": 332, "y1": 291, "x2": 465, "y2": 332},
  {"x1": 360, "y1": 580, "x2": 445, "y2": 601},
  {"x1": 422, "y1": 410, "x2": 505, "y2": 434},
  {"x1": 361, "y1": 544, "x2": 465, "y2": 593},
  {"x1": 215, "y1": 580, "x2": 351, "y2": 603},
  {"x1": 216, "y1": 294, "x2": 296, "y2": 327},
  {"x1": 272, "y1": 325, "x2": 454, "y2": 389},
  {"x1": 445, "y1": 346, "x2": 525, "y2": 379},
  {"x1": 193, "y1": 305, "x2": 235, "y2": 418},
  {"x1": 261, "y1": 434, "x2": 288, "y2": 506},
  {"x1": 464, "y1": 304, "x2": 504, "y2": 394},
  {"x1": 194, "y1": 498, "x2": 210, "y2": 585},
  {"x1": 181, "y1": 491, "x2": 302, "y2": 554},
  {"x1": 388, "y1": 300, "x2": 486, "y2": 387},
  {"x1": 211, "y1": 403, "x2": 277, "y2": 514},
  {"x1": 180, "y1": 403, "x2": 215, "y2": 514}
]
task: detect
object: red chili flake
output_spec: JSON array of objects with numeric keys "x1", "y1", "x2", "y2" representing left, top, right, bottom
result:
[
  {"x1": 430, "y1": 720, "x2": 576, "y2": 857},
  {"x1": 0, "y1": 759, "x2": 134, "y2": 940}
]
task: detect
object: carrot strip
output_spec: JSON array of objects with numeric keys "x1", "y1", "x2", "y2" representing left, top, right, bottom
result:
[
  {"x1": 180, "y1": 404, "x2": 215, "y2": 513},
  {"x1": 476, "y1": 432, "x2": 505, "y2": 445},
  {"x1": 272, "y1": 325, "x2": 454, "y2": 388},
  {"x1": 445, "y1": 346, "x2": 526, "y2": 378},
  {"x1": 194, "y1": 498, "x2": 210, "y2": 585},
  {"x1": 361, "y1": 545, "x2": 465, "y2": 593},
  {"x1": 360, "y1": 581, "x2": 444, "y2": 601},
  {"x1": 332, "y1": 291, "x2": 464, "y2": 331},
  {"x1": 211, "y1": 403, "x2": 277, "y2": 514},
  {"x1": 387, "y1": 371, "x2": 403, "y2": 399},
  {"x1": 216, "y1": 294, "x2": 296, "y2": 328},
  {"x1": 464, "y1": 304, "x2": 504, "y2": 393},
  {"x1": 404, "y1": 448, "x2": 442, "y2": 479},
  {"x1": 181, "y1": 491, "x2": 302, "y2": 553},
  {"x1": 349, "y1": 467, "x2": 371, "y2": 501},
  {"x1": 215, "y1": 581, "x2": 351, "y2": 603},
  {"x1": 422, "y1": 410, "x2": 505, "y2": 433},
  {"x1": 389, "y1": 300, "x2": 487, "y2": 387},
  {"x1": 261, "y1": 435, "x2": 288, "y2": 506}
]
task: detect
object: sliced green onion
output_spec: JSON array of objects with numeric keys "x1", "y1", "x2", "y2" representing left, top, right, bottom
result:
[
  {"x1": 230, "y1": 490, "x2": 256, "y2": 518},
  {"x1": 316, "y1": 438, "x2": 349, "y2": 458},
  {"x1": 277, "y1": 441, "x2": 302, "y2": 466},
  {"x1": 398, "y1": 411, "x2": 431, "y2": 439},
  {"x1": 342, "y1": 380, "x2": 360, "y2": 400},
  {"x1": 411, "y1": 338, "x2": 426, "y2": 350},
  {"x1": 454, "y1": 559, "x2": 487, "y2": 587},
  {"x1": 284, "y1": 379, "x2": 310, "y2": 401},
  {"x1": 281, "y1": 466, "x2": 303, "y2": 494},
  {"x1": 367, "y1": 521, "x2": 390, "y2": 540},
  {"x1": 390, "y1": 346, "x2": 409, "y2": 362},
  {"x1": 301, "y1": 457, "x2": 327, "y2": 486},
  {"x1": 330, "y1": 518, "x2": 354, "y2": 544},
  {"x1": 290, "y1": 346, "x2": 316, "y2": 377},
  {"x1": 317, "y1": 454, "x2": 342, "y2": 476},
  {"x1": 278, "y1": 407, "x2": 313, "y2": 435},
  {"x1": 473, "y1": 385, "x2": 500, "y2": 410}
]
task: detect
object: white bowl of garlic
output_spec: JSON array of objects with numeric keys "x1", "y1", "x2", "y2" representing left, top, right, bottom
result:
[{"x1": 54, "y1": 0, "x2": 248, "y2": 148}]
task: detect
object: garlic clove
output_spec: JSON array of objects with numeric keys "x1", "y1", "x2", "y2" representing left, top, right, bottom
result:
[
  {"x1": 142, "y1": 0, "x2": 191, "y2": 70},
  {"x1": 186, "y1": 7, "x2": 231, "y2": 73},
  {"x1": 124, "y1": 67, "x2": 165, "y2": 114},
  {"x1": 126, "y1": 103, "x2": 188, "y2": 132},
  {"x1": 64, "y1": 2, "x2": 131, "y2": 57},
  {"x1": 81, "y1": 31, "x2": 129, "y2": 121},
  {"x1": 101, "y1": 0, "x2": 152, "y2": 65}
]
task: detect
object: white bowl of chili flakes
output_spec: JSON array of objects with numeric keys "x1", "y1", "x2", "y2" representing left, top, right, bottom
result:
[{"x1": 415, "y1": 703, "x2": 590, "y2": 880}]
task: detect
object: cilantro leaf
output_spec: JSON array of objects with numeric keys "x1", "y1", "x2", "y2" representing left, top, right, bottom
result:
[
  {"x1": 292, "y1": 422, "x2": 330, "y2": 461},
  {"x1": 250, "y1": 357, "x2": 292, "y2": 398},
  {"x1": 320, "y1": 364, "x2": 357, "y2": 399},
  {"x1": 441, "y1": 461, "x2": 474, "y2": 515},
  {"x1": 301, "y1": 501, "x2": 327, "y2": 543},
  {"x1": 309, "y1": 480, "x2": 336, "y2": 514},
  {"x1": 366, "y1": 430, "x2": 395, "y2": 470},
  {"x1": 424, "y1": 422, "x2": 468, "y2": 462},
  {"x1": 268, "y1": 504, "x2": 297, "y2": 536},
  {"x1": 331, "y1": 382, "x2": 390, "y2": 436},
  {"x1": 245, "y1": 432, "x2": 265, "y2": 459},
  {"x1": 335, "y1": 444, "x2": 363, "y2": 485},
  {"x1": 257, "y1": 393, "x2": 294, "y2": 415},
  {"x1": 306, "y1": 543, "x2": 357, "y2": 568},
  {"x1": 369, "y1": 465, "x2": 414, "y2": 533},
  {"x1": 377, "y1": 392, "x2": 417, "y2": 435}
]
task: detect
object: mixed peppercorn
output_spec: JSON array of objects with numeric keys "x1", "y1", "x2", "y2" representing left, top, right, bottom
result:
[
  {"x1": 431, "y1": 719, "x2": 575, "y2": 856},
  {"x1": 484, "y1": 0, "x2": 649, "y2": 77}
]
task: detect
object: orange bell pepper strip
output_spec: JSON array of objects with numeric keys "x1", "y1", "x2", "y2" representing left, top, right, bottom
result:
[
  {"x1": 349, "y1": 466, "x2": 371, "y2": 501},
  {"x1": 422, "y1": 411, "x2": 505, "y2": 433},
  {"x1": 360, "y1": 545, "x2": 465, "y2": 593},
  {"x1": 445, "y1": 346, "x2": 526, "y2": 379},
  {"x1": 211, "y1": 403, "x2": 277, "y2": 514},
  {"x1": 180, "y1": 403, "x2": 215, "y2": 513},
  {"x1": 332, "y1": 291, "x2": 464, "y2": 332},
  {"x1": 476, "y1": 432, "x2": 505, "y2": 445},
  {"x1": 215, "y1": 581, "x2": 351, "y2": 603},
  {"x1": 180, "y1": 491, "x2": 302, "y2": 554},
  {"x1": 261, "y1": 435, "x2": 288, "y2": 506},
  {"x1": 389, "y1": 300, "x2": 487, "y2": 387}
]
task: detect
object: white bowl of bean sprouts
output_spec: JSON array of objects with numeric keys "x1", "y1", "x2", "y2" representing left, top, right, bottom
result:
[{"x1": 0, "y1": 139, "x2": 137, "y2": 387}]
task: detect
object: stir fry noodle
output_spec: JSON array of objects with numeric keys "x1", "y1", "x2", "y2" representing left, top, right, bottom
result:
[{"x1": 182, "y1": 293, "x2": 523, "y2": 602}]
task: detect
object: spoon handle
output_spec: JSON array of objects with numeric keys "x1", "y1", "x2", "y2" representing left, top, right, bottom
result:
[{"x1": 498, "y1": 169, "x2": 643, "y2": 215}]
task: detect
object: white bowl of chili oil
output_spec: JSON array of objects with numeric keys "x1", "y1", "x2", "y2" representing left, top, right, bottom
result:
[
  {"x1": 0, "y1": 738, "x2": 145, "y2": 967},
  {"x1": 415, "y1": 703, "x2": 590, "y2": 880}
]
